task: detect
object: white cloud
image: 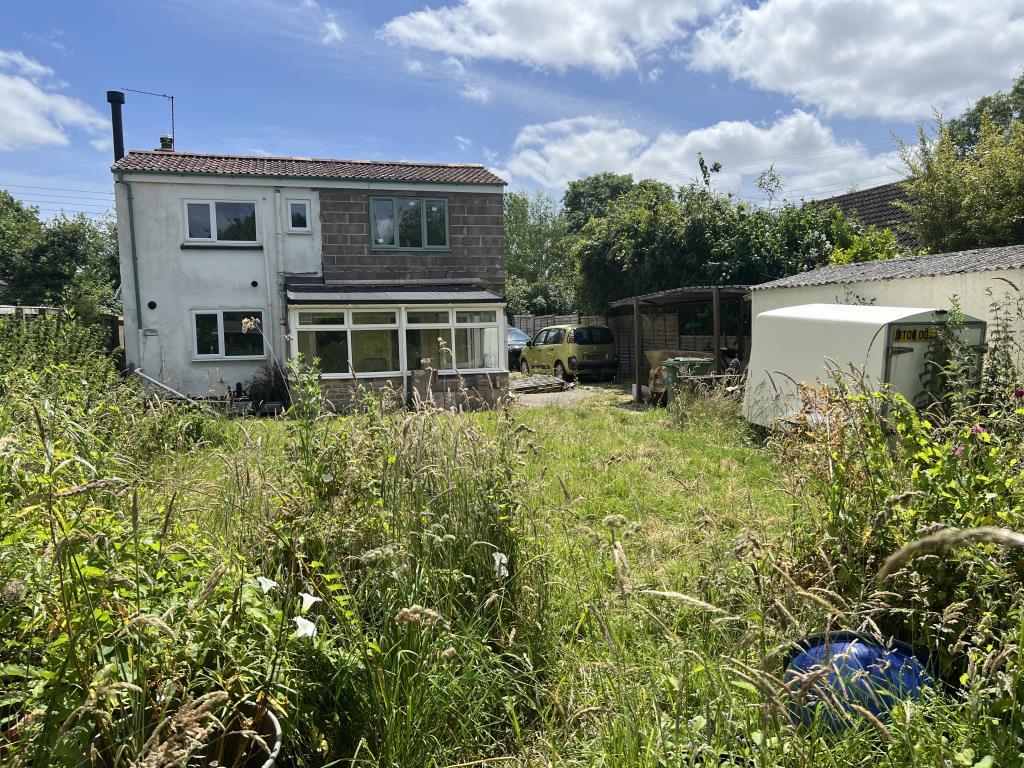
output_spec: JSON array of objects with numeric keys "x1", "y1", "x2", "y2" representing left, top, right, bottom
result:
[
  {"x1": 90, "y1": 137, "x2": 113, "y2": 153},
  {"x1": 443, "y1": 56, "x2": 467, "y2": 77},
  {"x1": 0, "y1": 50, "x2": 54, "y2": 79},
  {"x1": 460, "y1": 84, "x2": 491, "y2": 103},
  {"x1": 440, "y1": 56, "x2": 492, "y2": 104},
  {"x1": 691, "y1": 0, "x2": 1024, "y2": 120},
  {"x1": 405, "y1": 59, "x2": 424, "y2": 73},
  {"x1": 299, "y1": 0, "x2": 343, "y2": 46},
  {"x1": 502, "y1": 110, "x2": 902, "y2": 200},
  {"x1": 454, "y1": 135, "x2": 473, "y2": 150},
  {"x1": 320, "y1": 16, "x2": 344, "y2": 46},
  {"x1": 647, "y1": 67, "x2": 663, "y2": 83},
  {"x1": 23, "y1": 28, "x2": 67, "y2": 53},
  {"x1": 380, "y1": 0, "x2": 727, "y2": 74},
  {"x1": 0, "y1": 50, "x2": 105, "y2": 151}
]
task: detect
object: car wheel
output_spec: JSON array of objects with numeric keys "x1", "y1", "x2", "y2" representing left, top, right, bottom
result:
[
  {"x1": 554, "y1": 361, "x2": 568, "y2": 381},
  {"x1": 520, "y1": 358, "x2": 531, "y2": 374}
]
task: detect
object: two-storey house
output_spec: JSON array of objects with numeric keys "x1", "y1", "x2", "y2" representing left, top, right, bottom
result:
[{"x1": 111, "y1": 142, "x2": 508, "y2": 408}]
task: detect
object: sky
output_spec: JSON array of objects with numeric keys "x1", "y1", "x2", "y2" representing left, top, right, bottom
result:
[{"x1": 2, "y1": 0, "x2": 1023, "y2": 219}]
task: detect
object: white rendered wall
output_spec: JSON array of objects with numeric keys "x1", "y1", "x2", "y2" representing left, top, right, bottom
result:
[
  {"x1": 752, "y1": 269, "x2": 1024, "y2": 353},
  {"x1": 114, "y1": 178, "x2": 322, "y2": 396}
]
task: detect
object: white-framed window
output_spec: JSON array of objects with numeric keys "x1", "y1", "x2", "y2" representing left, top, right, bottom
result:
[
  {"x1": 183, "y1": 200, "x2": 258, "y2": 243},
  {"x1": 290, "y1": 305, "x2": 503, "y2": 378},
  {"x1": 370, "y1": 197, "x2": 449, "y2": 250},
  {"x1": 454, "y1": 309, "x2": 500, "y2": 370},
  {"x1": 191, "y1": 309, "x2": 266, "y2": 360},
  {"x1": 287, "y1": 199, "x2": 311, "y2": 233}
]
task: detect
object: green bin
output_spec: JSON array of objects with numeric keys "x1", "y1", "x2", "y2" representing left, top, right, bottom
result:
[{"x1": 661, "y1": 356, "x2": 714, "y2": 404}]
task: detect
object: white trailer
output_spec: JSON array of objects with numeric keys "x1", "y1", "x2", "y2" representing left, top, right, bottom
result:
[{"x1": 743, "y1": 304, "x2": 986, "y2": 428}]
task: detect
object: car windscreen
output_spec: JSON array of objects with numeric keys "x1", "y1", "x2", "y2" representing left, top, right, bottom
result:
[
  {"x1": 508, "y1": 328, "x2": 530, "y2": 343},
  {"x1": 574, "y1": 326, "x2": 613, "y2": 345}
]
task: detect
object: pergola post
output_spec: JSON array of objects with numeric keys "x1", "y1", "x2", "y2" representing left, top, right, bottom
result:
[
  {"x1": 736, "y1": 297, "x2": 746, "y2": 360},
  {"x1": 633, "y1": 297, "x2": 643, "y2": 403},
  {"x1": 712, "y1": 286, "x2": 722, "y2": 374}
]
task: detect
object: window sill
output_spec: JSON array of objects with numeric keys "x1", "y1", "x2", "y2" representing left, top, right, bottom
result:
[
  {"x1": 181, "y1": 243, "x2": 263, "y2": 250},
  {"x1": 317, "y1": 368, "x2": 506, "y2": 380},
  {"x1": 370, "y1": 247, "x2": 451, "y2": 254},
  {"x1": 192, "y1": 355, "x2": 268, "y2": 362}
]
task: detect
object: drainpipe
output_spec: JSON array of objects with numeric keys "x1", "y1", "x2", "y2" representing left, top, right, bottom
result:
[
  {"x1": 117, "y1": 170, "x2": 144, "y2": 369},
  {"x1": 272, "y1": 189, "x2": 285, "y2": 362}
]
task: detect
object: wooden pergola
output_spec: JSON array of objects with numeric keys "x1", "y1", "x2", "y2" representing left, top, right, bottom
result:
[{"x1": 609, "y1": 285, "x2": 751, "y2": 403}]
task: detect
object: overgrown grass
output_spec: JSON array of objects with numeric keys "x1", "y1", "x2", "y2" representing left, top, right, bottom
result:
[{"x1": 3, "y1": 314, "x2": 1024, "y2": 767}]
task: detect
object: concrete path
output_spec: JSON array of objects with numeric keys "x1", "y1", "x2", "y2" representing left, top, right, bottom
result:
[{"x1": 513, "y1": 386, "x2": 607, "y2": 408}]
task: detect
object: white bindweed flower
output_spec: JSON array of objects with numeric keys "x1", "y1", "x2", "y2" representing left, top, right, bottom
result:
[
  {"x1": 299, "y1": 592, "x2": 322, "y2": 613},
  {"x1": 492, "y1": 552, "x2": 509, "y2": 580},
  {"x1": 256, "y1": 576, "x2": 278, "y2": 594},
  {"x1": 293, "y1": 616, "x2": 317, "y2": 638}
]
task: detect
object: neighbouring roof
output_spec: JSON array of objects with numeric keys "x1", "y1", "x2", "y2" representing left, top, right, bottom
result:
[
  {"x1": 609, "y1": 285, "x2": 751, "y2": 309},
  {"x1": 753, "y1": 243, "x2": 1024, "y2": 291},
  {"x1": 285, "y1": 282, "x2": 504, "y2": 304},
  {"x1": 112, "y1": 150, "x2": 507, "y2": 186},
  {"x1": 813, "y1": 181, "x2": 919, "y2": 249}
]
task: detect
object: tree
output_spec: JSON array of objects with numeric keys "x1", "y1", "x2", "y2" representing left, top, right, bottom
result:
[
  {"x1": 0, "y1": 192, "x2": 120, "y2": 319},
  {"x1": 947, "y1": 71, "x2": 1024, "y2": 154},
  {"x1": 829, "y1": 225, "x2": 901, "y2": 265},
  {"x1": 571, "y1": 176, "x2": 868, "y2": 312},
  {"x1": 562, "y1": 172, "x2": 636, "y2": 232},
  {"x1": 900, "y1": 116, "x2": 1024, "y2": 252},
  {"x1": 503, "y1": 191, "x2": 577, "y2": 316},
  {"x1": 0, "y1": 191, "x2": 44, "y2": 296}
]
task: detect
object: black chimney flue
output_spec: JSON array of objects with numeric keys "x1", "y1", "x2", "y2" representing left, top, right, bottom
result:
[
  {"x1": 106, "y1": 90, "x2": 125, "y2": 162},
  {"x1": 158, "y1": 135, "x2": 174, "y2": 151}
]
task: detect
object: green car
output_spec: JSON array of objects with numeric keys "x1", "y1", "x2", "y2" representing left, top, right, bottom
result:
[{"x1": 519, "y1": 324, "x2": 618, "y2": 380}]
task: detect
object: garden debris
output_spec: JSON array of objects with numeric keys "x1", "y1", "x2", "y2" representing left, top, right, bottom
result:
[{"x1": 510, "y1": 374, "x2": 574, "y2": 394}]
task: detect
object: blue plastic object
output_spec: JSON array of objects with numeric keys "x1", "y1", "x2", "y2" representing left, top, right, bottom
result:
[{"x1": 783, "y1": 631, "x2": 933, "y2": 728}]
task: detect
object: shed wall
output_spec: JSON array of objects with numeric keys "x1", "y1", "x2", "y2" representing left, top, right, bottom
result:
[{"x1": 752, "y1": 269, "x2": 1024, "y2": 364}]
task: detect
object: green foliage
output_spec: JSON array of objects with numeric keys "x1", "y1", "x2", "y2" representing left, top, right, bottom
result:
[
  {"x1": 572, "y1": 179, "x2": 871, "y2": 311},
  {"x1": 0, "y1": 191, "x2": 44, "y2": 284},
  {"x1": 0, "y1": 192, "x2": 119, "y2": 320},
  {"x1": 947, "y1": 71, "x2": 1024, "y2": 154},
  {"x1": 503, "y1": 191, "x2": 578, "y2": 316},
  {"x1": 562, "y1": 171, "x2": 637, "y2": 232},
  {"x1": 5, "y1": 309, "x2": 1024, "y2": 766},
  {"x1": 509, "y1": 166, "x2": 904, "y2": 316},
  {"x1": 829, "y1": 224, "x2": 901, "y2": 265},
  {"x1": 901, "y1": 116, "x2": 1024, "y2": 253},
  {"x1": 0, "y1": 317, "x2": 547, "y2": 767},
  {"x1": 779, "y1": 304, "x2": 1024, "y2": 694}
]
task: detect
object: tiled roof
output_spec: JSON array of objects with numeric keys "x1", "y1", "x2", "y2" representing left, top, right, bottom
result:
[
  {"x1": 814, "y1": 181, "x2": 919, "y2": 249},
  {"x1": 753, "y1": 244, "x2": 1024, "y2": 290},
  {"x1": 285, "y1": 281, "x2": 503, "y2": 304},
  {"x1": 112, "y1": 150, "x2": 507, "y2": 186}
]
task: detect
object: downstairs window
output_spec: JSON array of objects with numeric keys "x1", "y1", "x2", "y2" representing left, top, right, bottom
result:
[{"x1": 192, "y1": 310, "x2": 266, "y2": 359}]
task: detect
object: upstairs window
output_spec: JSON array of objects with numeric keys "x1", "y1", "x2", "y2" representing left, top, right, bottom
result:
[
  {"x1": 370, "y1": 197, "x2": 448, "y2": 250},
  {"x1": 287, "y1": 199, "x2": 311, "y2": 232},
  {"x1": 185, "y1": 200, "x2": 258, "y2": 243}
]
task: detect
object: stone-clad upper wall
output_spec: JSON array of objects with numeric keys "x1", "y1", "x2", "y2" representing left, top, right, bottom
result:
[{"x1": 317, "y1": 188, "x2": 505, "y2": 294}]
